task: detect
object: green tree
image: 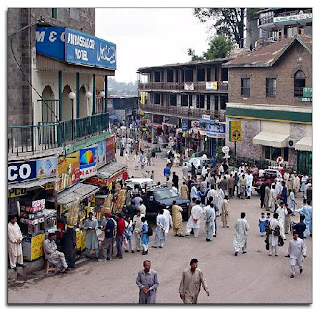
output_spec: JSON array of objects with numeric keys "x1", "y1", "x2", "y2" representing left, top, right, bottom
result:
[
  {"x1": 194, "y1": 8, "x2": 260, "y2": 48},
  {"x1": 204, "y1": 36, "x2": 233, "y2": 59}
]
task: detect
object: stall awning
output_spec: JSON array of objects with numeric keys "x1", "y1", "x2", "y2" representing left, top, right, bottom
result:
[
  {"x1": 8, "y1": 177, "x2": 57, "y2": 190},
  {"x1": 47, "y1": 182, "x2": 99, "y2": 206},
  {"x1": 295, "y1": 136, "x2": 312, "y2": 152},
  {"x1": 97, "y1": 162, "x2": 127, "y2": 179},
  {"x1": 253, "y1": 132, "x2": 289, "y2": 148}
]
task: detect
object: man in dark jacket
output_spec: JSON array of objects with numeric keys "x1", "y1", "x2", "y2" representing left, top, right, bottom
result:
[
  {"x1": 280, "y1": 181, "x2": 288, "y2": 205},
  {"x1": 172, "y1": 172, "x2": 179, "y2": 189},
  {"x1": 63, "y1": 225, "x2": 77, "y2": 268},
  {"x1": 260, "y1": 182, "x2": 266, "y2": 208}
]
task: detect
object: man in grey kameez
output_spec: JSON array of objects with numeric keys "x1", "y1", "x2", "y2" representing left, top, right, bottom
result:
[
  {"x1": 136, "y1": 260, "x2": 159, "y2": 303},
  {"x1": 44, "y1": 232, "x2": 68, "y2": 273},
  {"x1": 288, "y1": 231, "x2": 307, "y2": 278},
  {"x1": 179, "y1": 259, "x2": 210, "y2": 304},
  {"x1": 152, "y1": 209, "x2": 167, "y2": 248},
  {"x1": 84, "y1": 212, "x2": 99, "y2": 259},
  {"x1": 233, "y1": 212, "x2": 250, "y2": 256},
  {"x1": 203, "y1": 203, "x2": 215, "y2": 242}
]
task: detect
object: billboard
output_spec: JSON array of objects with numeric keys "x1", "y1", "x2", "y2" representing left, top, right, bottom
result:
[
  {"x1": 96, "y1": 140, "x2": 107, "y2": 168},
  {"x1": 36, "y1": 157, "x2": 57, "y2": 179},
  {"x1": 80, "y1": 146, "x2": 97, "y2": 179},
  {"x1": 8, "y1": 161, "x2": 37, "y2": 183},
  {"x1": 206, "y1": 122, "x2": 226, "y2": 138},
  {"x1": 229, "y1": 121, "x2": 242, "y2": 141}
]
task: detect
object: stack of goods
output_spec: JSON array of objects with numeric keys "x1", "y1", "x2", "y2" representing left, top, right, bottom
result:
[
  {"x1": 20, "y1": 199, "x2": 45, "y2": 227},
  {"x1": 113, "y1": 189, "x2": 126, "y2": 212},
  {"x1": 66, "y1": 198, "x2": 80, "y2": 226}
]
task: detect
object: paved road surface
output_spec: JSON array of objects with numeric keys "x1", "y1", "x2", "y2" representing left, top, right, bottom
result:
[{"x1": 8, "y1": 148, "x2": 312, "y2": 304}]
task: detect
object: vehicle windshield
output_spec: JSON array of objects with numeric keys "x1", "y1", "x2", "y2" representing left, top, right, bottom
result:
[{"x1": 154, "y1": 189, "x2": 178, "y2": 200}]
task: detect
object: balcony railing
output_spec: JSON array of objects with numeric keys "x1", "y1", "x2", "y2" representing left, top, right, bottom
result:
[
  {"x1": 142, "y1": 104, "x2": 225, "y2": 122},
  {"x1": 8, "y1": 113, "x2": 109, "y2": 156},
  {"x1": 138, "y1": 81, "x2": 228, "y2": 92}
]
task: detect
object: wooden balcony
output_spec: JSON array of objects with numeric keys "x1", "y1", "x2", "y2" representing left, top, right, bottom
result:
[
  {"x1": 141, "y1": 104, "x2": 225, "y2": 122},
  {"x1": 138, "y1": 81, "x2": 228, "y2": 92}
]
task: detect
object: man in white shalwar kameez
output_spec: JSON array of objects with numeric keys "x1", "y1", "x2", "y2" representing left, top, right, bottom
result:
[
  {"x1": 207, "y1": 186, "x2": 218, "y2": 204},
  {"x1": 288, "y1": 231, "x2": 307, "y2": 278},
  {"x1": 8, "y1": 215, "x2": 25, "y2": 270},
  {"x1": 246, "y1": 172, "x2": 253, "y2": 199},
  {"x1": 185, "y1": 200, "x2": 203, "y2": 238},
  {"x1": 233, "y1": 212, "x2": 250, "y2": 256},
  {"x1": 152, "y1": 209, "x2": 167, "y2": 248},
  {"x1": 163, "y1": 208, "x2": 173, "y2": 239},
  {"x1": 203, "y1": 203, "x2": 215, "y2": 241},
  {"x1": 216, "y1": 185, "x2": 225, "y2": 216},
  {"x1": 276, "y1": 202, "x2": 288, "y2": 239},
  {"x1": 268, "y1": 213, "x2": 285, "y2": 257}
]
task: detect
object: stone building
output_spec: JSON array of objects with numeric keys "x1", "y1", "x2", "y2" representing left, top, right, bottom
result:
[{"x1": 224, "y1": 35, "x2": 312, "y2": 174}]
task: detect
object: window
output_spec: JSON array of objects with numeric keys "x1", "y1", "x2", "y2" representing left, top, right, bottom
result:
[
  {"x1": 294, "y1": 70, "x2": 306, "y2": 97},
  {"x1": 206, "y1": 68, "x2": 211, "y2": 81},
  {"x1": 206, "y1": 95, "x2": 211, "y2": 110},
  {"x1": 264, "y1": 147, "x2": 289, "y2": 162},
  {"x1": 167, "y1": 70, "x2": 173, "y2": 82},
  {"x1": 266, "y1": 78, "x2": 276, "y2": 97},
  {"x1": 154, "y1": 93, "x2": 161, "y2": 105},
  {"x1": 155, "y1": 72, "x2": 161, "y2": 82},
  {"x1": 181, "y1": 95, "x2": 190, "y2": 107},
  {"x1": 197, "y1": 68, "x2": 205, "y2": 81},
  {"x1": 170, "y1": 94, "x2": 177, "y2": 106},
  {"x1": 220, "y1": 95, "x2": 228, "y2": 110},
  {"x1": 241, "y1": 78, "x2": 250, "y2": 98},
  {"x1": 196, "y1": 95, "x2": 205, "y2": 109},
  {"x1": 51, "y1": 8, "x2": 58, "y2": 19}
]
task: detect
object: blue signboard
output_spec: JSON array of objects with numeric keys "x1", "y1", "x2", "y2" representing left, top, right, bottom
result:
[
  {"x1": 182, "y1": 121, "x2": 188, "y2": 131},
  {"x1": 36, "y1": 27, "x2": 116, "y2": 70},
  {"x1": 36, "y1": 27, "x2": 66, "y2": 61},
  {"x1": 206, "y1": 122, "x2": 226, "y2": 138},
  {"x1": 8, "y1": 161, "x2": 37, "y2": 183},
  {"x1": 80, "y1": 146, "x2": 97, "y2": 169},
  {"x1": 65, "y1": 28, "x2": 116, "y2": 70}
]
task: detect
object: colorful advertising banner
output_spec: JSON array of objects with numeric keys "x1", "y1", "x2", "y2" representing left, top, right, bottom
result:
[
  {"x1": 80, "y1": 146, "x2": 97, "y2": 179},
  {"x1": 36, "y1": 157, "x2": 57, "y2": 179},
  {"x1": 57, "y1": 151, "x2": 80, "y2": 192},
  {"x1": 229, "y1": 120, "x2": 242, "y2": 142},
  {"x1": 206, "y1": 81, "x2": 218, "y2": 91},
  {"x1": 96, "y1": 140, "x2": 107, "y2": 169},
  {"x1": 206, "y1": 122, "x2": 226, "y2": 138},
  {"x1": 106, "y1": 136, "x2": 116, "y2": 163}
]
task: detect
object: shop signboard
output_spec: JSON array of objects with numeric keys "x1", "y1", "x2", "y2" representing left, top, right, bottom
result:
[
  {"x1": 8, "y1": 161, "x2": 37, "y2": 183},
  {"x1": 106, "y1": 136, "x2": 116, "y2": 163},
  {"x1": 31, "y1": 233, "x2": 45, "y2": 260},
  {"x1": 206, "y1": 122, "x2": 226, "y2": 138},
  {"x1": 182, "y1": 121, "x2": 188, "y2": 131},
  {"x1": 36, "y1": 157, "x2": 57, "y2": 179},
  {"x1": 65, "y1": 28, "x2": 116, "y2": 70},
  {"x1": 96, "y1": 140, "x2": 107, "y2": 169},
  {"x1": 191, "y1": 120, "x2": 200, "y2": 128},
  {"x1": 32, "y1": 199, "x2": 45, "y2": 211},
  {"x1": 8, "y1": 188, "x2": 27, "y2": 198},
  {"x1": 85, "y1": 176, "x2": 108, "y2": 186},
  {"x1": 80, "y1": 146, "x2": 97, "y2": 179},
  {"x1": 229, "y1": 120, "x2": 242, "y2": 141},
  {"x1": 57, "y1": 151, "x2": 80, "y2": 192}
]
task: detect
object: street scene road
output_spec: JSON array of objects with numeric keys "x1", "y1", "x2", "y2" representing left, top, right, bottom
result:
[{"x1": 8, "y1": 149, "x2": 312, "y2": 304}]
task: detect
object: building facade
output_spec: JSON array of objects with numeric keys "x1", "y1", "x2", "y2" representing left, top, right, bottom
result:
[
  {"x1": 137, "y1": 59, "x2": 230, "y2": 156},
  {"x1": 224, "y1": 35, "x2": 312, "y2": 174}
]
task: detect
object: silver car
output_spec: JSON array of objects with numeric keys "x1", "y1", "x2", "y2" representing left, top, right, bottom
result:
[{"x1": 187, "y1": 157, "x2": 212, "y2": 175}]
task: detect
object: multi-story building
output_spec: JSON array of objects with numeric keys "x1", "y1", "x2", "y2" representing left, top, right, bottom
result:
[
  {"x1": 7, "y1": 9, "x2": 127, "y2": 259},
  {"x1": 257, "y1": 8, "x2": 312, "y2": 42},
  {"x1": 224, "y1": 34, "x2": 312, "y2": 174},
  {"x1": 137, "y1": 59, "x2": 230, "y2": 156}
]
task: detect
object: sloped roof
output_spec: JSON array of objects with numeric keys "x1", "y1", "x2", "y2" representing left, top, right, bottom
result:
[{"x1": 223, "y1": 35, "x2": 312, "y2": 68}]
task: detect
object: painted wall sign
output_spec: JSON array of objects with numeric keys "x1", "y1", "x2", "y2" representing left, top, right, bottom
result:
[
  {"x1": 96, "y1": 140, "x2": 107, "y2": 169},
  {"x1": 36, "y1": 157, "x2": 57, "y2": 179},
  {"x1": 65, "y1": 28, "x2": 116, "y2": 69},
  {"x1": 8, "y1": 161, "x2": 37, "y2": 183},
  {"x1": 36, "y1": 27, "x2": 116, "y2": 70},
  {"x1": 8, "y1": 188, "x2": 27, "y2": 198},
  {"x1": 57, "y1": 151, "x2": 80, "y2": 192}
]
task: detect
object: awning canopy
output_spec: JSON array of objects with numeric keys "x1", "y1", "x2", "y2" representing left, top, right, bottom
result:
[
  {"x1": 253, "y1": 132, "x2": 289, "y2": 148},
  {"x1": 295, "y1": 136, "x2": 312, "y2": 152},
  {"x1": 8, "y1": 177, "x2": 57, "y2": 190},
  {"x1": 46, "y1": 182, "x2": 99, "y2": 206},
  {"x1": 96, "y1": 162, "x2": 127, "y2": 180}
]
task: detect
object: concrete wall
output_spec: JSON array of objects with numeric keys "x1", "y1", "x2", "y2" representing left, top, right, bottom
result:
[{"x1": 228, "y1": 41, "x2": 312, "y2": 107}]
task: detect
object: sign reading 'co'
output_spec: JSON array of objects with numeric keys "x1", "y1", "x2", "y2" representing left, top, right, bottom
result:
[{"x1": 8, "y1": 161, "x2": 36, "y2": 183}]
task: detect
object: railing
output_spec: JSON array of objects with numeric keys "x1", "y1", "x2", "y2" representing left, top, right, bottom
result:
[
  {"x1": 275, "y1": 9, "x2": 312, "y2": 17},
  {"x1": 138, "y1": 81, "x2": 228, "y2": 92},
  {"x1": 8, "y1": 113, "x2": 109, "y2": 156},
  {"x1": 142, "y1": 104, "x2": 225, "y2": 122}
]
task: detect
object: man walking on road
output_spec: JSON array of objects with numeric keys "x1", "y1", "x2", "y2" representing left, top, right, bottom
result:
[
  {"x1": 203, "y1": 202, "x2": 215, "y2": 242},
  {"x1": 115, "y1": 213, "x2": 125, "y2": 259},
  {"x1": 185, "y1": 200, "x2": 202, "y2": 238},
  {"x1": 152, "y1": 209, "x2": 167, "y2": 248},
  {"x1": 99, "y1": 212, "x2": 115, "y2": 262},
  {"x1": 288, "y1": 231, "x2": 307, "y2": 278},
  {"x1": 233, "y1": 212, "x2": 249, "y2": 256},
  {"x1": 172, "y1": 200, "x2": 184, "y2": 237},
  {"x1": 179, "y1": 258, "x2": 210, "y2": 304},
  {"x1": 268, "y1": 213, "x2": 285, "y2": 257},
  {"x1": 136, "y1": 260, "x2": 159, "y2": 303}
]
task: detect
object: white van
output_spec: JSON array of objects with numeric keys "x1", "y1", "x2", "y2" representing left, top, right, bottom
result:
[{"x1": 125, "y1": 178, "x2": 156, "y2": 190}]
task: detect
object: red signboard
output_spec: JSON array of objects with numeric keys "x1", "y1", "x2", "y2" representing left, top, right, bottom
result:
[{"x1": 106, "y1": 136, "x2": 116, "y2": 163}]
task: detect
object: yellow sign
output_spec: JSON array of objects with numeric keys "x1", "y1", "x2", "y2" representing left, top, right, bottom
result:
[
  {"x1": 31, "y1": 233, "x2": 45, "y2": 260},
  {"x1": 229, "y1": 121, "x2": 242, "y2": 141},
  {"x1": 8, "y1": 188, "x2": 27, "y2": 198},
  {"x1": 141, "y1": 92, "x2": 146, "y2": 105},
  {"x1": 76, "y1": 229, "x2": 86, "y2": 250}
]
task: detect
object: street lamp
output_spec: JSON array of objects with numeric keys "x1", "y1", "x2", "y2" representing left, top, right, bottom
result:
[
  {"x1": 68, "y1": 91, "x2": 76, "y2": 140},
  {"x1": 85, "y1": 91, "x2": 92, "y2": 116}
]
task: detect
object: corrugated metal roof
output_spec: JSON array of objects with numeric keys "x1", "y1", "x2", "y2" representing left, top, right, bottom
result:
[
  {"x1": 223, "y1": 35, "x2": 312, "y2": 68},
  {"x1": 97, "y1": 162, "x2": 127, "y2": 179},
  {"x1": 8, "y1": 177, "x2": 58, "y2": 190}
]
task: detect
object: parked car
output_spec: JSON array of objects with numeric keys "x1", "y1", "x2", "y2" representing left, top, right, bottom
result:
[
  {"x1": 143, "y1": 187, "x2": 190, "y2": 220},
  {"x1": 125, "y1": 178, "x2": 156, "y2": 190},
  {"x1": 186, "y1": 157, "x2": 214, "y2": 175},
  {"x1": 253, "y1": 168, "x2": 287, "y2": 193}
]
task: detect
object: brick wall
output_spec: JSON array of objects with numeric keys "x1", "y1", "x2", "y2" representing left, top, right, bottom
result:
[
  {"x1": 7, "y1": 8, "x2": 95, "y2": 127},
  {"x1": 228, "y1": 41, "x2": 312, "y2": 107}
]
